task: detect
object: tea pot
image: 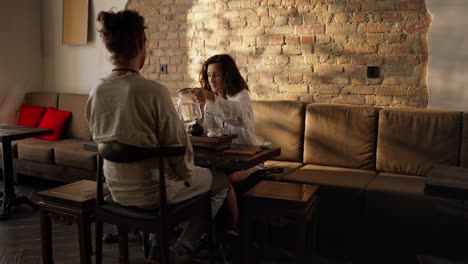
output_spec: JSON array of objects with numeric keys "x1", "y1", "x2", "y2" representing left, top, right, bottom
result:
[{"x1": 177, "y1": 88, "x2": 203, "y2": 136}]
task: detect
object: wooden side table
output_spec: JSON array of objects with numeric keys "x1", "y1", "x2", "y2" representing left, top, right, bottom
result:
[
  {"x1": 241, "y1": 181, "x2": 318, "y2": 264},
  {"x1": 38, "y1": 180, "x2": 104, "y2": 264}
]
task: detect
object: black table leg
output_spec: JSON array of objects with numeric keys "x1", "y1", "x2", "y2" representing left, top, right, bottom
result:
[{"x1": 1, "y1": 140, "x2": 37, "y2": 221}]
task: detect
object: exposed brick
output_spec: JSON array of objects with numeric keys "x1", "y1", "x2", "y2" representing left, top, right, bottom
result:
[
  {"x1": 384, "y1": 55, "x2": 400, "y2": 65},
  {"x1": 320, "y1": 76, "x2": 333, "y2": 84},
  {"x1": 266, "y1": 26, "x2": 294, "y2": 35},
  {"x1": 285, "y1": 36, "x2": 300, "y2": 45},
  {"x1": 367, "y1": 33, "x2": 383, "y2": 44},
  {"x1": 358, "y1": 24, "x2": 392, "y2": 33},
  {"x1": 348, "y1": 34, "x2": 366, "y2": 44},
  {"x1": 296, "y1": 25, "x2": 325, "y2": 35},
  {"x1": 362, "y1": 1, "x2": 395, "y2": 12},
  {"x1": 301, "y1": 35, "x2": 315, "y2": 44},
  {"x1": 289, "y1": 74, "x2": 303, "y2": 83},
  {"x1": 376, "y1": 86, "x2": 407, "y2": 96},
  {"x1": 334, "y1": 13, "x2": 349, "y2": 23},
  {"x1": 261, "y1": 17, "x2": 275, "y2": 27},
  {"x1": 304, "y1": 14, "x2": 318, "y2": 24},
  {"x1": 256, "y1": 36, "x2": 269, "y2": 46},
  {"x1": 316, "y1": 34, "x2": 331, "y2": 44},
  {"x1": 315, "y1": 85, "x2": 341, "y2": 94},
  {"x1": 315, "y1": 64, "x2": 343, "y2": 74},
  {"x1": 378, "y1": 44, "x2": 393, "y2": 54},
  {"x1": 273, "y1": 74, "x2": 288, "y2": 83},
  {"x1": 230, "y1": 18, "x2": 247, "y2": 28},
  {"x1": 375, "y1": 96, "x2": 393, "y2": 106},
  {"x1": 332, "y1": 95, "x2": 366, "y2": 105},
  {"x1": 271, "y1": 36, "x2": 285, "y2": 45},
  {"x1": 304, "y1": 74, "x2": 321, "y2": 85},
  {"x1": 282, "y1": 45, "x2": 302, "y2": 55},
  {"x1": 342, "y1": 85, "x2": 375, "y2": 95},
  {"x1": 278, "y1": 84, "x2": 308, "y2": 94},
  {"x1": 274, "y1": 16, "x2": 288, "y2": 26},
  {"x1": 344, "y1": 44, "x2": 377, "y2": 54},
  {"x1": 290, "y1": 16, "x2": 303, "y2": 26},
  {"x1": 326, "y1": 23, "x2": 358, "y2": 34},
  {"x1": 134, "y1": 0, "x2": 429, "y2": 108}
]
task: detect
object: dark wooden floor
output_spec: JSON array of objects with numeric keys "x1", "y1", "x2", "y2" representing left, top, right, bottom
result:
[{"x1": 0, "y1": 175, "x2": 464, "y2": 264}]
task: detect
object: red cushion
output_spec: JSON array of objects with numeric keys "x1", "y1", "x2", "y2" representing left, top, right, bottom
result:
[
  {"x1": 17, "y1": 104, "x2": 46, "y2": 127},
  {"x1": 37, "y1": 107, "x2": 72, "y2": 141}
]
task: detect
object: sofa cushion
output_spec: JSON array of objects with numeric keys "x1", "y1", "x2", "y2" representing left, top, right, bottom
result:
[
  {"x1": 253, "y1": 100, "x2": 307, "y2": 162},
  {"x1": 54, "y1": 139, "x2": 97, "y2": 171},
  {"x1": 17, "y1": 104, "x2": 46, "y2": 127},
  {"x1": 58, "y1": 93, "x2": 91, "y2": 140},
  {"x1": 24, "y1": 92, "x2": 58, "y2": 108},
  {"x1": 377, "y1": 108, "x2": 462, "y2": 176},
  {"x1": 365, "y1": 173, "x2": 465, "y2": 254},
  {"x1": 303, "y1": 104, "x2": 379, "y2": 170},
  {"x1": 461, "y1": 112, "x2": 468, "y2": 167},
  {"x1": 37, "y1": 107, "x2": 72, "y2": 141},
  {"x1": 17, "y1": 139, "x2": 60, "y2": 163},
  {"x1": 263, "y1": 160, "x2": 304, "y2": 180},
  {"x1": 0, "y1": 139, "x2": 36, "y2": 166}
]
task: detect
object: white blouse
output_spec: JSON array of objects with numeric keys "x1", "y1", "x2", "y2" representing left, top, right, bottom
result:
[{"x1": 203, "y1": 89, "x2": 257, "y2": 146}]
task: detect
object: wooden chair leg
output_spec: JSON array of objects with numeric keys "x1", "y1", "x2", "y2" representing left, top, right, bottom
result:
[
  {"x1": 78, "y1": 213, "x2": 92, "y2": 264},
  {"x1": 40, "y1": 207, "x2": 53, "y2": 264},
  {"x1": 117, "y1": 226, "x2": 129, "y2": 264},
  {"x1": 143, "y1": 232, "x2": 150, "y2": 258},
  {"x1": 95, "y1": 219, "x2": 103, "y2": 264}
]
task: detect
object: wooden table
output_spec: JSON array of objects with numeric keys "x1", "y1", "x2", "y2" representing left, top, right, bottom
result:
[
  {"x1": 38, "y1": 180, "x2": 107, "y2": 264},
  {"x1": 0, "y1": 124, "x2": 53, "y2": 220},
  {"x1": 242, "y1": 181, "x2": 319, "y2": 264},
  {"x1": 83, "y1": 141, "x2": 281, "y2": 173}
]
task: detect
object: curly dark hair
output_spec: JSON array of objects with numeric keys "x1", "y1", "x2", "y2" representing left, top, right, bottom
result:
[
  {"x1": 199, "y1": 54, "x2": 249, "y2": 97},
  {"x1": 97, "y1": 10, "x2": 146, "y2": 65}
]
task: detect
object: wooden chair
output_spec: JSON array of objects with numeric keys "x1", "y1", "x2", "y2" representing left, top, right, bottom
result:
[{"x1": 95, "y1": 142, "x2": 214, "y2": 264}]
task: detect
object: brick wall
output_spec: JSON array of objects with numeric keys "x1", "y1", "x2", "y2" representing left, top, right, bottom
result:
[{"x1": 128, "y1": 0, "x2": 430, "y2": 107}]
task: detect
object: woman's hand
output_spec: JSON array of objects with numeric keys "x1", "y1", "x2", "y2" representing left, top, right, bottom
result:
[{"x1": 193, "y1": 88, "x2": 215, "y2": 103}]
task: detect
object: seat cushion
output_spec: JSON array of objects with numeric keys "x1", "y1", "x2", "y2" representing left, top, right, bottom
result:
[
  {"x1": 54, "y1": 139, "x2": 97, "y2": 171},
  {"x1": 58, "y1": 93, "x2": 91, "y2": 140},
  {"x1": 263, "y1": 160, "x2": 304, "y2": 180},
  {"x1": 253, "y1": 100, "x2": 307, "y2": 162},
  {"x1": 303, "y1": 104, "x2": 379, "y2": 170},
  {"x1": 377, "y1": 108, "x2": 462, "y2": 176},
  {"x1": 24, "y1": 92, "x2": 58, "y2": 108},
  {"x1": 365, "y1": 173, "x2": 465, "y2": 254},
  {"x1": 461, "y1": 112, "x2": 468, "y2": 167},
  {"x1": 17, "y1": 139, "x2": 61, "y2": 163}
]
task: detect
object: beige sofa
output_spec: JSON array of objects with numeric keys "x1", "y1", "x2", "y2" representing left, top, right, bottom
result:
[
  {"x1": 2, "y1": 92, "x2": 466, "y2": 259},
  {"x1": 0, "y1": 92, "x2": 96, "y2": 183},
  {"x1": 253, "y1": 101, "x2": 467, "y2": 259}
]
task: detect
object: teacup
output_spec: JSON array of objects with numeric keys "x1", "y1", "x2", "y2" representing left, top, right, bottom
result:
[{"x1": 207, "y1": 128, "x2": 222, "y2": 137}]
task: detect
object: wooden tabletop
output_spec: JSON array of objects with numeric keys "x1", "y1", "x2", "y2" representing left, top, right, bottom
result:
[
  {"x1": 38, "y1": 180, "x2": 108, "y2": 208},
  {"x1": 245, "y1": 181, "x2": 318, "y2": 203},
  {"x1": 0, "y1": 124, "x2": 53, "y2": 142},
  {"x1": 84, "y1": 141, "x2": 281, "y2": 172}
]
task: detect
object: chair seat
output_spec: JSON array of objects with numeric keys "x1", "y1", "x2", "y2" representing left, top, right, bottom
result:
[{"x1": 99, "y1": 192, "x2": 211, "y2": 222}]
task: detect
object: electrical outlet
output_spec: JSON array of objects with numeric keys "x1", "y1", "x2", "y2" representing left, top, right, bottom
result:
[
  {"x1": 160, "y1": 64, "x2": 168, "y2": 74},
  {"x1": 367, "y1": 66, "x2": 379, "y2": 78}
]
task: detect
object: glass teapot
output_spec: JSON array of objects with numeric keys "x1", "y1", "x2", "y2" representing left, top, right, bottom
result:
[{"x1": 177, "y1": 88, "x2": 203, "y2": 135}]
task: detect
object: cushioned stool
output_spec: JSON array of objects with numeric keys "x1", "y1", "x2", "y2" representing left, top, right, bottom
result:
[
  {"x1": 38, "y1": 180, "x2": 105, "y2": 264},
  {"x1": 241, "y1": 181, "x2": 318, "y2": 264}
]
